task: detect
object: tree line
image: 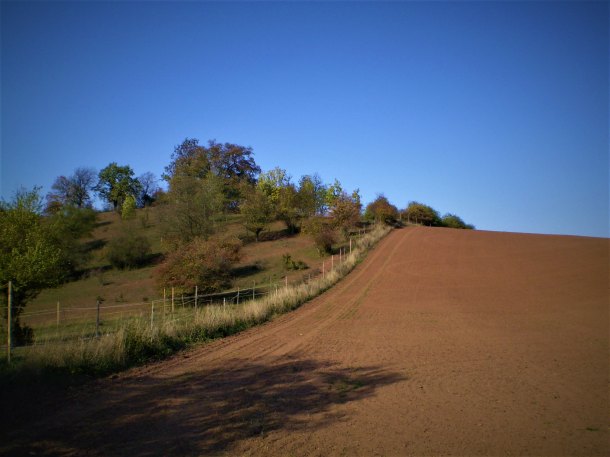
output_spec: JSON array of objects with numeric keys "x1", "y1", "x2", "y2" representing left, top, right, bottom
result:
[{"x1": 1, "y1": 136, "x2": 474, "y2": 344}]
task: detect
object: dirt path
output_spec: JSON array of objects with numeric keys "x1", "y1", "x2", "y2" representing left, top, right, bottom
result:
[{"x1": 3, "y1": 227, "x2": 609, "y2": 456}]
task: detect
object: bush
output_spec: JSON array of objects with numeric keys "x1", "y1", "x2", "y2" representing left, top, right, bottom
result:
[
  {"x1": 441, "y1": 213, "x2": 475, "y2": 229},
  {"x1": 107, "y1": 232, "x2": 151, "y2": 269},
  {"x1": 303, "y1": 217, "x2": 337, "y2": 255},
  {"x1": 364, "y1": 195, "x2": 399, "y2": 225},
  {"x1": 155, "y1": 237, "x2": 242, "y2": 294},
  {"x1": 282, "y1": 253, "x2": 308, "y2": 271}
]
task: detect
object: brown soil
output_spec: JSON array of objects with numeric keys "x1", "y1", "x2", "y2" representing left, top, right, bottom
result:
[{"x1": 3, "y1": 227, "x2": 608, "y2": 456}]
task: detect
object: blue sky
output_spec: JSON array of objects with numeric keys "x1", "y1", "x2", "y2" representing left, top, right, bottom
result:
[{"x1": 1, "y1": 1, "x2": 608, "y2": 237}]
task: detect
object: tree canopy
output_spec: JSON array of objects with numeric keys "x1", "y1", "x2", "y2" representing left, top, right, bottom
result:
[{"x1": 96, "y1": 162, "x2": 142, "y2": 212}]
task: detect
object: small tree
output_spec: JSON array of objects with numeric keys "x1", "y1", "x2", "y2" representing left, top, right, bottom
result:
[
  {"x1": 121, "y1": 195, "x2": 137, "y2": 220},
  {"x1": 303, "y1": 217, "x2": 337, "y2": 255},
  {"x1": 364, "y1": 194, "x2": 398, "y2": 225},
  {"x1": 158, "y1": 173, "x2": 225, "y2": 247},
  {"x1": 137, "y1": 172, "x2": 160, "y2": 207},
  {"x1": 241, "y1": 187, "x2": 273, "y2": 241},
  {"x1": 0, "y1": 188, "x2": 65, "y2": 344},
  {"x1": 441, "y1": 213, "x2": 475, "y2": 229},
  {"x1": 155, "y1": 237, "x2": 241, "y2": 294},
  {"x1": 403, "y1": 201, "x2": 442, "y2": 226},
  {"x1": 96, "y1": 162, "x2": 142, "y2": 212},
  {"x1": 331, "y1": 192, "x2": 362, "y2": 238}
]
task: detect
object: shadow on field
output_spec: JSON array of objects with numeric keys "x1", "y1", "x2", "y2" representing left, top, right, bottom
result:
[{"x1": 6, "y1": 357, "x2": 406, "y2": 456}]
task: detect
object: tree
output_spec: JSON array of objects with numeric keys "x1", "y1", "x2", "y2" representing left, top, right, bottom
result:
[
  {"x1": 158, "y1": 173, "x2": 225, "y2": 247},
  {"x1": 155, "y1": 237, "x2": 242, "y2": 294},
  {"x1": 297, "y1": 174, "x2": 327, "y2": 217},
  {"x1": 441, "y1": 213, "x2": 475, "y2": 229},
  {"x1": 324, "y1": 179, "x2": 343, "y2": 210},
  {"x1": 403, "y1": 201, "x2": 442, "y2": 227},
  {"x1": 364, "y1": 194, "x2": 399, "y2": 225},
  {"x1": 331, "y1": 192, "x2": 362, "y2": 238},
  {"x1": 0, "y1": 188, "x2": 65, "y2": 344},
  {"x1": 164, "y1": 138, "x2": 261, "y2": 211},
  {"x1": 96, "y1": 163, "x2": 142, "y2": 212},
  {"x1": 45, "y1": 167, "x2": 96, "y2": 212},
  {"x1": 71, "y1": 167, "x2": 97, "y2": 208},
  {"x1": 257, "y1": 167, "x2": 291, "y2": 207},
  {"x1": 47, "y1": 205, "x2": 97, "y2": 277},
  {"x1": 302, "y1": 217, "x2": 337, "y2": 255},
  {"x1": 241, "y1": 187, "x2": 273, "y2": 241},
  {"x1": 276, "y1": 184, "x2": 301, "y2": 233},
  {"x1": 121, "y1": 195, "x2": 137, "y2": 220},
  {"x1": 137, "y1": 172, "x2": 160, "y2": 207}
]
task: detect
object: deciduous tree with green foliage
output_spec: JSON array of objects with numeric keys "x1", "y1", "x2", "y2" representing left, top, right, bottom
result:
[
  {"x1": 0, "y1": 188, "x2": 65, "y2": 344},
  {"x1": 364, "y1": 194, "x2": 399, "y2": 225},
  {"x1": 96, "y1": 162, "x2": 142, "y2": 212},
  {"x1": 158, "y1": 173, "x2": 225, "y2": 247},
  {"x1": 164, "y1": 138, "x2": 261, "y2": 211},
  {"x1": 441, "y1": 213, "x2": 474, "y2": 229},
  {"x1": 241, "y1": 187, "x2": 273, "y2": 241},
  {"x1": 403, "y1": 201, "x2": 442, "y2": 227}
]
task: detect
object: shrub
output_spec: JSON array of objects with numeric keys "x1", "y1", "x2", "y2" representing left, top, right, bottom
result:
[
  {"x1": 364, "y1": 194, "x2": 399, "y2": 225},
  {"x1": 303, "y1": 217, "x2": 338, "y2": 255},
  {"x1": 441, "y1": 213, "x2": 475, "y2": 229},
  {"x1": 107, "y1": 232, "x2": 151, "y2": 269},
  {"x1": 155, "y1": 237, "x2": 242, "y2": 294},
  {"x1": 282, "y1": 253, "x2": 308, "y2": 270}
]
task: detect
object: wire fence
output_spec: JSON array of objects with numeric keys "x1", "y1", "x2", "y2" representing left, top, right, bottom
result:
[{"x1": 1, "y1": 230, "x2": 371, "y2": 355}]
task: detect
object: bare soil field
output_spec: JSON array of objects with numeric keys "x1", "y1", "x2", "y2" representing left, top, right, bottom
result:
[{"x1": 3, "y1": 226, "x2": 608, "y2": 456}]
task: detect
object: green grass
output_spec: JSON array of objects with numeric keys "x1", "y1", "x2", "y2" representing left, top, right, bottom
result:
[{"x1": 1, "y1": 224, "x2": 391, "y2": 378}]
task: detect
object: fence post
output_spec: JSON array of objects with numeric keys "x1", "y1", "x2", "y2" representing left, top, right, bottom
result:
[
  {"x1": 96, "y1": 299, "x2": 100, "y2": 338},
  {"x1": 223, "y1": 297, "x2": 226, "y2": 310},
  {"x1": 237, "y1": 287, "x2": 240, "y2": 305},
  {"x1": 171, "y1": 287, "x2": 175, "y2": 313},
  {"x1": 7, "y1": 281, "x2": 12, "y2": 364},
  {"x1": 285, "y1": 276, "x2": 288, "y2": 289},
  {"x1": 322, "y1": 261, "x2": 325, "y2": 279},
  {"x1": 195, "y1": 286, "x2": 198, "y2": 309}
]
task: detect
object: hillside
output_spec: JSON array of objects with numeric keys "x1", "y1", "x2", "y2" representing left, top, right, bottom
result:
[
  {"x1": 5, "y1": 226, "x2": 608, "y2": 456},
  {"x1": 26, "y1": 207, "x2": 342, "y2": 324}
]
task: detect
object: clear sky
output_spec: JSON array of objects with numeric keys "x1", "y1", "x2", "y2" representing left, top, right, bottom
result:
[{"x1": 1, "y1": 1, "x2": 608, "y2": 237}]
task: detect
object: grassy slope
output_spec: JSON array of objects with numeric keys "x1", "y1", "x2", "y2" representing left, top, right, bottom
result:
[{"x1": 27, "y1": 208, "x2": 334, "y2": 321}]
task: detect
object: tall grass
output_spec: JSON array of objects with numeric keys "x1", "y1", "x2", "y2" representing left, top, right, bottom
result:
[{"x1": 4, "y1": 224, "x2": 391, "y2": 376}]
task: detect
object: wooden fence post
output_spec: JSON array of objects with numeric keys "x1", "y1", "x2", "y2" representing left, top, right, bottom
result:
[
  {"x1": 7, "y1": 281, "x2": 12, "y2": 364},
  {"x1": 96, "y1": 299, "x2": 100, "y2": 337},
  {"x1": 322, "y1": 261, "x2": 325, "y2": 279},
  {"x1": 285, "y1": 276, "x2": 288, "y2": 289},
  {"x1": 195, "y1": 286, "x2": 198, "y2": 309}
]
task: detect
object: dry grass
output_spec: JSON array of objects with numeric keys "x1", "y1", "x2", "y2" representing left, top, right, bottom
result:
[{"x1": 6, "y1": 224, "x2": 391, "y2": 375}]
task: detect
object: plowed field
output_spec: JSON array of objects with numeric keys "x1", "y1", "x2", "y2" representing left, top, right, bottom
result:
[{"x1": 4, "y1": 227, "x2": 609, "y2": 456}]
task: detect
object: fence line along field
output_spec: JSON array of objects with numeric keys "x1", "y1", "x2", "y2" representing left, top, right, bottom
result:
[{"x1": 2, "y1": 225, "x2": 608, "y2": 456}]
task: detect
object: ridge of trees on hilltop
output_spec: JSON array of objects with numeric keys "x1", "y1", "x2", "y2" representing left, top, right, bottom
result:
[{"x1": 1, "y1": 137, "x2": 474, "y2": 343}]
